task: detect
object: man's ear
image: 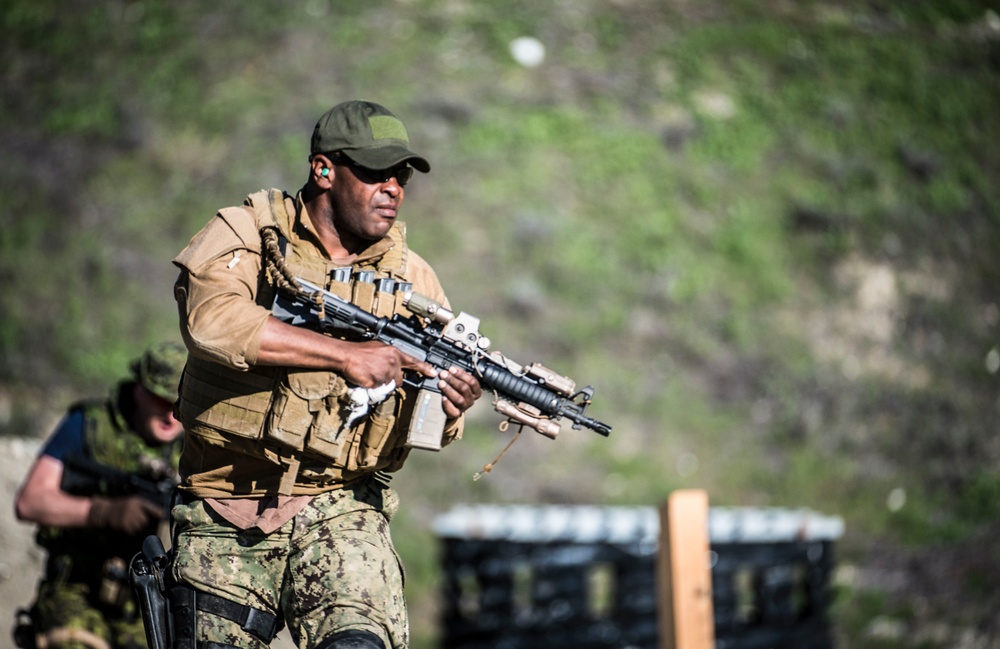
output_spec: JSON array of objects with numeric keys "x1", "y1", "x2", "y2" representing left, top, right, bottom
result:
[{"x1": 311, "y1": 154, "x2": 334, "y2": 185}]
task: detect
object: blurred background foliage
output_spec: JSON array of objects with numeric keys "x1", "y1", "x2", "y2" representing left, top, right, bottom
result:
[{"x1": 2, "y1": 0, "x2": 999, "y2": 647}]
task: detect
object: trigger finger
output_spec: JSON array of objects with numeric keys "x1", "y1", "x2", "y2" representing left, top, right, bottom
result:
[{"x1": 410, "y1": 359, "x2": 438, "y2": 378}]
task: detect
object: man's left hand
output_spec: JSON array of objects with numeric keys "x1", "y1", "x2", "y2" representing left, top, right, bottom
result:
[{"x1": 438, "y1": 367, "x2": 483, "y2": 418}]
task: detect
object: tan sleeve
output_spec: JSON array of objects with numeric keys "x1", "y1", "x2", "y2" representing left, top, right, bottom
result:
[
  {"x1": 173, "y1": 209, "x2": 271, "y2": 370},
  {"x1": 174, "y1": 206, "x2": 261, "y2": 274}
]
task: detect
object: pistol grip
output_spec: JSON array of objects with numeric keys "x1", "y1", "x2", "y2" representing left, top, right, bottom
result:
[{"x1": 405, "y1": 388, "x2": 448, "y2": 451}]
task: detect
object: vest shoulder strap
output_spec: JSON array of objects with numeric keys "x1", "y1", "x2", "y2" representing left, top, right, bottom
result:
[
  {"x1": 379, "y1": 222, "x2": 408, "y2": 277},
  {"x1": 244, "y1": 188, "x2": 289, "y2": 235}
]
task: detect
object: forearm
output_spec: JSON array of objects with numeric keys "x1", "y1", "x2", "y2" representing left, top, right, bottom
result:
[
  {"x1": 255, "y1": 316, "x2": 355, "y2": 370},
  {"x1": 14, "y1": 456, "x2": 93, "y2": 528},
  {"x1": 18, "y1": 492, "x2": 93, "y2": 528},
  {"x1": 257, "y1": 316, "x2": 438, "y2": 390}
]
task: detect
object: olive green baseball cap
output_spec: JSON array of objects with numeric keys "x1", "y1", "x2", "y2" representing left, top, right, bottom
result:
[
  {"x1": 310, "y1": 100, "x2": 431, "y2": 173},
  {"x1": 131, "y1": 341, "x2": 187, "y2": 403}
]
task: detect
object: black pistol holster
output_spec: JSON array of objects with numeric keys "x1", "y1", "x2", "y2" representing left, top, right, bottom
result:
[
  {"x1": 130, "y1": 534, "x2": 282, "y2": 649},
  {"x1": 129, "y1": 535, "x2": 172, "y2": 649}
]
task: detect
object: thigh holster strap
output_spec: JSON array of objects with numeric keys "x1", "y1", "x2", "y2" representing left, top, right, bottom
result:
[{"x1": 170, "y1": 583, "x2": 280, "y2": 644}]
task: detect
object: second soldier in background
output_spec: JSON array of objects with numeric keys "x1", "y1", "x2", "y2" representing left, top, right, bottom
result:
[{"x1": 14, "y1": 342, "x2": 186, "y2": 649}]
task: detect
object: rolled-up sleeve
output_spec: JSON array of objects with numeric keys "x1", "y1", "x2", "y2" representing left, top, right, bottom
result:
[{"x1": 173, "y1": 211, "x2": 271, "y2": 370}]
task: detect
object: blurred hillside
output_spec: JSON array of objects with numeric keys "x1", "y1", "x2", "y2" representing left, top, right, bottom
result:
[{"x1": 2, "y1": 1, "x2": 999, "y2": 647}]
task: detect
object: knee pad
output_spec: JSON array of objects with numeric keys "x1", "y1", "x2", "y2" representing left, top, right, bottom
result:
[{"x1": 315, "y1": 629, "x2": 386, "y2": 649}]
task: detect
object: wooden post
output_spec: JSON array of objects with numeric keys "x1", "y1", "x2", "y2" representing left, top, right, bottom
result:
[{"x1": 657, "y1": 489, "x2": 715, "y2": 649}]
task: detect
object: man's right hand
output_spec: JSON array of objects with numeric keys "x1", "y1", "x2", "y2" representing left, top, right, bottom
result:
[
  {"x1": 87, "y1": 495, "x2": 163, "y2": 535},
  {"x1": 340, "y1": 340, "x2": 437, "y2": 389},
  {"x1": 258, "y1": 317, "x2": 437, "y2": 388}
]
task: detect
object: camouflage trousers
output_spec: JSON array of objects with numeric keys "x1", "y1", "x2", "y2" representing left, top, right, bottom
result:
[
  {"x1": 27, "y1": 575, "x2": 146, "y2": 649},
  {"x1": 170, "y1": 478, "x2": 407, "y2": 649}
]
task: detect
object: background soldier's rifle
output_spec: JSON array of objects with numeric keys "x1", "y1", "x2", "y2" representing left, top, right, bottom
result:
[
  {"x1": 60, "y1": 455, "x2": 177, "y2": 511},
  {"x1": 274, "y1": 278, "x2": 612, "y2": 452}
]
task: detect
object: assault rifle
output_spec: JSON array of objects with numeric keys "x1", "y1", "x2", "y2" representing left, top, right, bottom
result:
[
  {"x1": 60, "y1": 455, "x2": 177, "y2": 511},
  {"x1": 274, "y1": 278, "x2": 612, "y2": 451}
]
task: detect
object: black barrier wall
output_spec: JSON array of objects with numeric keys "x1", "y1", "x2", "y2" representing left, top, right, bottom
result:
[{"x1": 434, "y1": 505, "x2": 843, "y2": 649}]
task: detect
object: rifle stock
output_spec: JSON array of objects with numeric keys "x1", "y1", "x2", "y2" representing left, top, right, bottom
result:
[{"x1": 273, "y1": 278, "x2": 612, "y2": 450}]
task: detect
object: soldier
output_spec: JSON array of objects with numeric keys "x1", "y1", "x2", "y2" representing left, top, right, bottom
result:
[
  {"x1": 14, "y1": 341, "x2": 186, "y2": 649},
  {"x1": 169, "y1": 100, "x2": 482, "y2": 649}
]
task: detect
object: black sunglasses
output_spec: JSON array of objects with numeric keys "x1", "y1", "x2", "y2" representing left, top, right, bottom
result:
[{"x1": 332, "y1": 155, "x2": 414, "y2": 187}]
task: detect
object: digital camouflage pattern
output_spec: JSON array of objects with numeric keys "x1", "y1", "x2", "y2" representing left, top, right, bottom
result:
[{"x1": 170, "y1": 478, "x2": 406, "y2": 648}]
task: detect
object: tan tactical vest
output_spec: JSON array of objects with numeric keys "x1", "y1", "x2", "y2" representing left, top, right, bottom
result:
[{"x1": 178, "y1": 189, "x2": 423, "y2": 494}]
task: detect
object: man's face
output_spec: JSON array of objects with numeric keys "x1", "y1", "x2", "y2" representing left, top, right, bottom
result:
[
  {"x1": 133, "y1": 384, "x2": 183, "y2": 445},
  {"x1": 327, "y1": 156, "x2": 412, "y2": 243}
]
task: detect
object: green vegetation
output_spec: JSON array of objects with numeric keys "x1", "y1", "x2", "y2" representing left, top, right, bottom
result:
[{"x1": 3, "y1": 1, "x2": 998, "y2": 647}]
